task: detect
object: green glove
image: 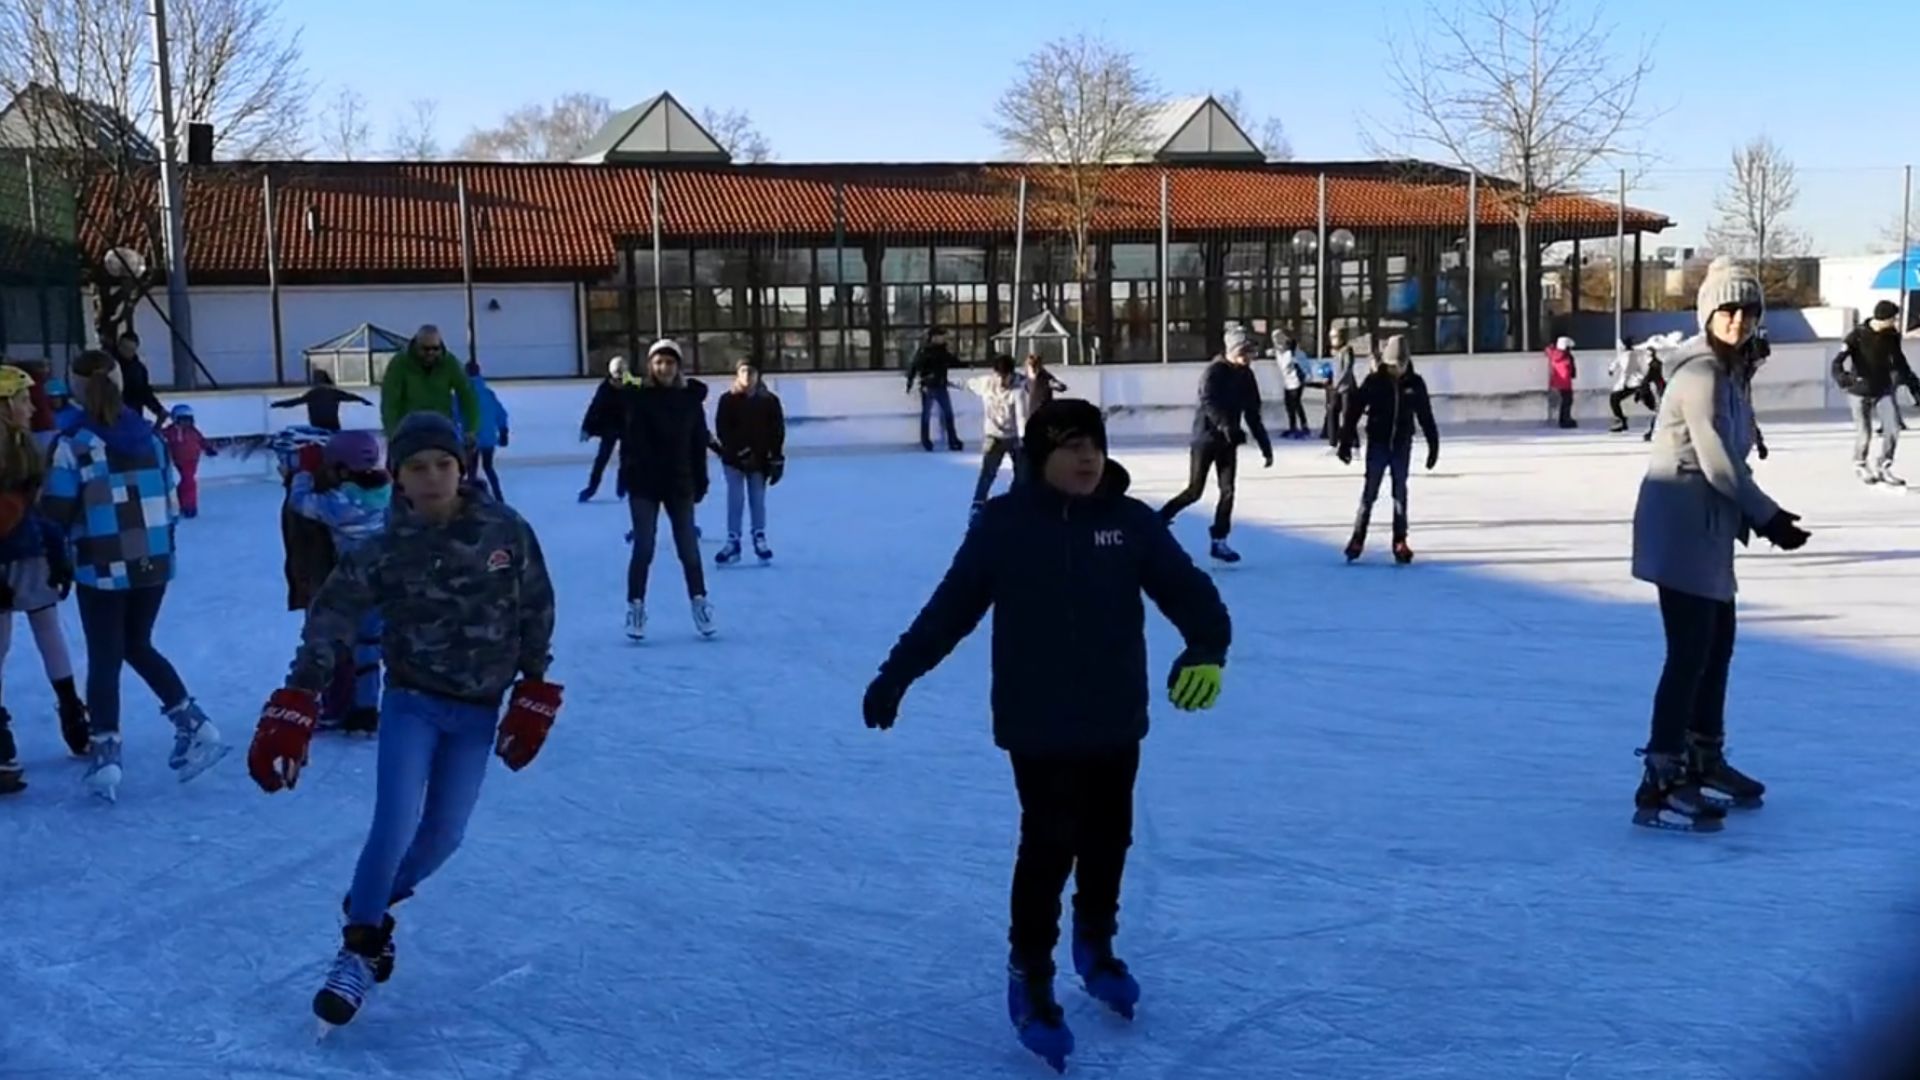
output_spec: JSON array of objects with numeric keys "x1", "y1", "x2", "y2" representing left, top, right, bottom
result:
[{"x1": 1168, "y1": 663, "x2": 1223, "y2": 712}]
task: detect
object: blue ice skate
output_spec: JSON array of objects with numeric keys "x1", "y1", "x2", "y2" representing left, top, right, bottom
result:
[
  {"x1": 1007, "y1": 960, "x2": 1073, "y2": 1073},
  {"x1": 1072, "y1": 929, "x2": 1140, "y2": 1019},
  {"x1": 165, "y1": 699, "x2": 230, "y2": 782}
]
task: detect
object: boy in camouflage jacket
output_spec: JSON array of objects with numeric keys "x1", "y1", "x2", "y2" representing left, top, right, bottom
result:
[{"x1": 245, "y1": 412, "x2": 563, "y2": 1029}]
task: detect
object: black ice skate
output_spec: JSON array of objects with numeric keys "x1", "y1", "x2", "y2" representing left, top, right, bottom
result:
[
  {"x1": 1006, "y1": 957, "x2": 1073, "y2": 1074},
  {"x1": 55, "y1": 679, "x2": 90, "y2": 758},
  {"x1": 1071, "y1": 928, "x2": 1140, "y2": 1019},
  {"x1": 1209, "y1": 539, "x2": 1241, "y2": 563},
  {"x1": 1344, "y1": 535, "x2": 1365, "y2": 563},
  {"x1": 339, "y1": 896, "x2": 399, "y2": 983},
  {"x1": 752, "y1": 531, "x2": 773, "y2": 562},
  {"x1": 715, "y1": 536, "x2": 743, "y2": 565},
  {"x1": 1688, "y1": 735, "x2": 1764, "y2": 809},
  {"x1": 0, "y1": 708, "x2": 24, "y2": 795},
  {"x1": 314, "y1": 922, "x2": 389, "y2": 1031},
  {"x1": 1633, "y1": 750, "x2": 1726, "y2": 833},
  {"x1": 342, "y1": 707, "x2": 379, "y2": 738},
  {"x1": 1392, "y1": 540, "x2": 1415, "y2": 565}
]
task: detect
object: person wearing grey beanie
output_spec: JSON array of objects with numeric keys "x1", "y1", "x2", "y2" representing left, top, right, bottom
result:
[
  {"x1": 1628, "y1": 257, "x2": 1808, "y2": 833},
  {"x1": 1158, "y1": 327, "x2": 1273, "y2": 563}
]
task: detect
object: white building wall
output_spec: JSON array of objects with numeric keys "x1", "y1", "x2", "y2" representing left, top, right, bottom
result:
[
  {"x1": 1820, "y1": 253, "x2": 1900, "y2": 325},
  {"x1": 128, "y1": 282, "x2": 581, "y2": 387}
]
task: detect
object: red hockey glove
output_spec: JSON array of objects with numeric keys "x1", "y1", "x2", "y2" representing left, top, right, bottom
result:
[
  {"x1": 295, "y1": 444, "x2": 325, "y2": 474},
  {"x1": 496, "y1": 679, "x2": 562, "y2": 771},
  {"x1": 249, "y1": 688, "x2": 319, "y2": 793}
]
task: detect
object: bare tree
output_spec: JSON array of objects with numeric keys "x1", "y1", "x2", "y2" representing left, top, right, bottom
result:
[
  {"x1": 1706, "y1": 135, "x2": 1808, "y2": 301},
  {"x1": 387, "y1": 97, "x2": 440, "y2": 161},
  {"x1": 457, "y1": 92, "x2": 611, "y2": 161},
  {"x1": 697, "y1": 105, "x2": 771, "y2": 164},
  {"x1": 1211, "y1": 87, "x2": 1293, "y2": 161},
  {"x1": 993, "y1": 34, "x2": 1160, "y2": 354},
  {"x1": 317, "y1": 86, "x2": 370, "y2": 160},
  {"x1": 1376, "y1": 0, "x2": 1654, "y2": 350},
  {"x1": 0, "y1": 0, "x2": 306, "y2": 339}
]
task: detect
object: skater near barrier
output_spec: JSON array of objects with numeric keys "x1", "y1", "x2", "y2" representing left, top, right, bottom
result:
[
  {"x1": 1546, "y1": 336, "x2": 1579, "y2": 428},
  {"x1": 247, "y1": 411, "x2": 559, "y2": 1032},
  {"x1": 1275, "y1": 333, "x2": 1312, "y2": 438},
  {"x1": 712, "y1": 361, "x2": 784, "y2": 565},
  {"x1": 620, "y1": 340, "x2": 716, "y2": 640},
  {"x1": 379, "y1": 326, "x2": 479, "y2": 443},
  {"x1": 578, "y1": 357, "x2": 628, "y2": 502},
  {"x1": 1158, "y1": 326, "x2": 1273, "y2": 563},
  {"x1": 271, "y1": 369, "x2": 373, "y2": 432},
  {"x1": 863, "y1": 399, "x2": 1230, "y2": 1074},
  {"x1": 1630, "y1": 258, "x2": 1809, "y2": 833},
  {"x1": 1832, "y1": 300, "x2": 1920, "y2": 486},
  {"x1": 1338, "y1": 336, "x2": 1439, "y2": 564},
  {"x1": 42, "y1": 351, "x2": 226, "y2": 803},
  {"x1": 906, "y1": 327, "x2": 964, "y2": 452},
  {"x1": 1021, "y1": 352, "x2": 1068, "y2": 417},
  {"x1": 160, "y1": 405, "x2": 218, "y2": 518},
  {"x1": 967, "y1": 355, "x2": 1030, "y2": 518},
  {"x1": 1322, "y1": 326, "x2": 1358, "y2": 445}
]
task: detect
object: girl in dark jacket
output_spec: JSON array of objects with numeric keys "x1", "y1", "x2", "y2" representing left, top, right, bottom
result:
[
  {"x1": 620, "y1": 340, "x2": 714, "y2": 640},
  {"x1": 712, "y1": 361, "x2": 786, "y2": 565},
  {"x1": 578, "y1": 357, "x2": 628, "y2": 502}
]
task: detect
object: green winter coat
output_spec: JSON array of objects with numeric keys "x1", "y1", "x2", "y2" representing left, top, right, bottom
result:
[{"x1": 381, "y1": 345, "x2": 480, "y2": 437}]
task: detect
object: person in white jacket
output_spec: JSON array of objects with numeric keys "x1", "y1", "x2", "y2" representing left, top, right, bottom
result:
[
  {"x1": 1273, "y1": 332, "x2": 1312, "y2": 438},
  {"x1": 967, "y1": 354, "x2": 1030, "y2": 516},
  {"x1": 1607, "y1": 337, "x2": 1649, "y2": 433}
]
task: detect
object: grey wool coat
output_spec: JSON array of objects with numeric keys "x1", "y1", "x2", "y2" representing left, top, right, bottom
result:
[{"x1": 1631, "y1": 336, "x2": 1780, "y2": 602}]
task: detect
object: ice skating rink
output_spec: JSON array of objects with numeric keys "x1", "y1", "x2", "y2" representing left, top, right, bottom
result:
[{"x1": 3, "y1": 421, "x2": 1919, "y2": 1080}]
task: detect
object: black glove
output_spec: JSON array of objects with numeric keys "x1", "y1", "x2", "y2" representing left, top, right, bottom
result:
[
  {"x1": 863, "y1": 678, "x2": 903, "y2": 731},
  {"x1": 767, "y1": 458, "x2": 785, "y2": 486},
  {"x1": 1426, "y1": 444, "x2": 1439, "y2": 471},
  {"x1": 499, "y1": 430, "x2": 511, "y2": 448},
  {"x1": 1229, "y1": 428, "x2": 1247, "y2": 447},
  {"x1": 1262, "y1": 450, "x2": 1274, "y2": 469},
  {"x1": 1336, "y1": 443, "x2": 1353, "y2": 465},
  {"x1": 1755, "y1": 437, "x2": 1769, "y2": 461},
  {"x1": 48, "y1": 560, "x2": 72, "y2": 600},
  {"x1": 1756, "y1": 510, "x2": 1809, "y2": 551}
]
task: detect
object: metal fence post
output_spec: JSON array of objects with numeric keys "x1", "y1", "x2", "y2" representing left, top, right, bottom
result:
[
  {"x1": 1466, "y1": 170, "x2": 1478, "y2": 356},
  {"x1": 834, "y1": 181, "x2": 848, "y2": 366},
  {"x1": 457, "y1": 174, "x2": 477, "y2": 366},
  {"x1": 1159, "y1": 171, "x2": 1170, "y2": 363},
  {"x1": 649, "y1": 171, "x2": 665, "y2": 341},
  {"x1": 1615, "y1": 169, "x2": 1626, "y2": 349},
  {"x1": 1902, "y1": 165, "x2": 1914, "y2": 328},
  {"x1": 263, "y1": 172, "x2": 285, "y2": 384},
  {"x1": 1316, "y1": 172, "x2": 1328, "y2": 355}
]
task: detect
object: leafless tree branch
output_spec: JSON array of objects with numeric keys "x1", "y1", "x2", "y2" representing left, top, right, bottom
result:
[
  {"x1": 317, "y1": 85, "x2": 369, "y2": 160},
  {"x1": 456, "y1": 92, "x2": 612, "y2": 162},
  {"x1": 387, "y1": 97, "x2": 440, "y2": 161},
  {"x1": 697, "y1": 105, "x2": 771, "y2": 164}
]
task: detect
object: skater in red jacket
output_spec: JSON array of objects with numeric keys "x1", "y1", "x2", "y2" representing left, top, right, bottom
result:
[{"x1": 160, "y1": 404, "x2": 218, "y2": 518}]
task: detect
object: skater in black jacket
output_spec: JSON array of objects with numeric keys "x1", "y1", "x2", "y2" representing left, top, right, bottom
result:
[
  {"x1": 906, "y1": 327, "x2": 964, "y2": 452},
  {"x1": 863, "y1": 398, "x2": 1231, "y2": 1074},
  {"x1": 1158, "y1": 326, "x2": 1273, "y2": 563},
  {"x1": 619, "y1": 341, "x2": 715, "y2": 640},
  {"x1": 578, "y1": 357, "x2": 628, "y2": 502},
  {"x1": 1338, "y1": 335, "x2": 1439, "y2": 564},
  {"x1": 1832, "y1": 301, "x2": 1920, "y2": 486}
]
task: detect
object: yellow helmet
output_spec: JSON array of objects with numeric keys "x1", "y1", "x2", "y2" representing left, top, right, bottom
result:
[{"x1": 0, "y1": 366, "x2": 33, "y2": 401}]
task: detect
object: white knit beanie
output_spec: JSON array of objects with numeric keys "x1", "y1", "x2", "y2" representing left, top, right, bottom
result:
[{"x1": 1696, "y1": 257, "x2": 1764, "y2": 333}]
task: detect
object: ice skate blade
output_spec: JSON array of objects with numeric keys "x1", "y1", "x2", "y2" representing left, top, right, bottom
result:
[
  {"x1": 0, "y1": 777, "x2": 26, "y2": 796},
  {"x1": 174, "y1": 743, "x2": 231, "y2": 784},
  {"x1": 1700, "y1": 789, "x2": 1763, "y2": 811},
  {"x1": 1632, "y1": 807, "x2": 1724, "y2": 833}
]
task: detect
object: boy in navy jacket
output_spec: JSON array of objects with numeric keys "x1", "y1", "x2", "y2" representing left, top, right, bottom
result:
[{"x1": 863, "y1": 399, "x2": 1231, "y2": 1073}]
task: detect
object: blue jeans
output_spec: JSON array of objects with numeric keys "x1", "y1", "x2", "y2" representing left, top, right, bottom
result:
[
  {"x1": 346, "y1": 688, "x2": 498, "y2": 926},
  {"x1": 724, "y1": 466, "x2": 767, "y2": 537},
  {"x1": 919, "y1": 384, "x2": 958, "y2": 447},
  {"x1": 354, "y1": 611, "x2": 382, "y2": 712}
]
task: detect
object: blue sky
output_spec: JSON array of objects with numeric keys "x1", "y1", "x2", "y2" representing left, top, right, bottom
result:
[{"x1": 294, "y1": 0, "x2": 1913, "y2": 252}]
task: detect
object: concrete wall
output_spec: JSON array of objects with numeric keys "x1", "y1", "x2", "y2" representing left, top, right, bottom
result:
[
  {"x1": 1558, "y1": 307, "x2": 1857, "y2": 347},
  {"x1": 172, "y1": 343, "x2": 1849, "y2": 483},
  {"x1": 128, "y1": 283, "x2": 582, "y2": 387}
]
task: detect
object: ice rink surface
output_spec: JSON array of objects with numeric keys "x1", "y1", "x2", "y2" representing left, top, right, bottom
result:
[{"x1": 3, "y1": 421, "x2": 1919, "y2": 1079}]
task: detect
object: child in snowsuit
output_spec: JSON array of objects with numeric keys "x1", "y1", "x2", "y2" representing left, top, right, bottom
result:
[
  {"x1": 863, "y1": 399, "x2": 1231, "y2": 1073},
  {"x1": 966, "y1": 354, "x2": 1030, "y2": 516},
  {"x1": 288, "y1": 430, "x2": 392, "y2": 735},
  {"x1": 247, "y1": 411, "x2": 559, "y2": 1030},
  {"x1": 1339, "y1": 335, "x2": 1440, "y2": 564},
  {"x1": 161, "y1": 404, "x2": 218, "y2": 517}
]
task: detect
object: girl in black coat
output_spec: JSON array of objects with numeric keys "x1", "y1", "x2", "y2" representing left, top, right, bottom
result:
[
  {"x1": 578, "y1": 357, "x2": 628, "y2": 501},
  {"x1": 712, "y1": 361, "x2": 786, "y2": 565},
  {"x1": 619, "y1": 341, "x2": 714, "y2": 640}
]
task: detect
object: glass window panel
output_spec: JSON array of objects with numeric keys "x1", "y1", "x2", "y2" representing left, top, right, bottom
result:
[
  {"x1": 1224, "y1": 242, "x2": 1266, "y2": 274},
  {"x1": 768, "y1": 330, "x2": 813, "y2": 371},
  {"x1": 820, "y1": 284, "x2": 870, "y2": 327},
  {"x1": 760, "y1": 286, "x2": 812, "y2": 328},
  {"x1": 1168, "y1": 279, "x2": 1206, "y2": 320},
  {"x1": 818, "y1": 328, "x2": 872, "y2": 371},
  {"x1": 1169, "y1": 322, "x2": 1207, "y2": 362},
  {"x1": 934, "y1": 246, "x2": 986, "y2": 282},
  {"x1": 760, "y1": 248, "x2": 812, "y2": 285},
  {"x1": 884, "y1": 284, "x2": 928, "y2": 326},
  {"x1": 1110, "y1": 243, "x2": 1157, "y2": 280},
  {"x1": 882, "y1": 247, "x2": 930, "y2": 283},
  {"x1": 695, "y1": 286, "x2": 751, "y2": 328},
  {"x1": 884, "y1": 328, "x2": 931, "y2": 368},
  {"x1": 637, "y1": 291, "x2": 696, "y2": 339},
  {"x1": 693, "y1": 248, "x2": 752, "y2": 287},
  {"x1": 815, "y1": 247, "x2": 868, "y2": 285},
  {"x1": 634, "y1": 248, "x2": 692, "y2": 288},
  {"x1": 586, "y1": 288, "x2": 629, "y2": 335},
  {"x1": 694, "y1": 331, "x2": 755, "y2": 373},
  {"x1": 1166, "y1": 242, "x2": 1204, "y2": 278}
]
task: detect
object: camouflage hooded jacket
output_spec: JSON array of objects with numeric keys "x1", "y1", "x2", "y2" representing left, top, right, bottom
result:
[{"x1": 288, "y1": 485, "x2": 555, "y2": 705}]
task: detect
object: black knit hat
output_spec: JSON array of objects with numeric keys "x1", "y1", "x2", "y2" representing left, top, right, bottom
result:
[
  {"x1": 1023, "y1": 399, "x2": 1107, "y2": 471},
  {"x1": 1874, "y1": 300, "x2": 1901, "y2": 321},
  {"x1": 388, "y1": 412, "x2": 464, "y2": 471}
]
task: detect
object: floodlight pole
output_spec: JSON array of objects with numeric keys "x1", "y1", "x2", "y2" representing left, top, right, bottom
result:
[{"x1": 149, "y1": 0, "x2": 195, "y2": 388}]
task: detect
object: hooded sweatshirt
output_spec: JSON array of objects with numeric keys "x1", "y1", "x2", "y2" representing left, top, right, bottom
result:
[
  {"x1": 967, "y1": 373, "x2": 1028, "y2": 440},
  {"x1": 41, "y1": 408, "x2": 177, "y2": 590}
]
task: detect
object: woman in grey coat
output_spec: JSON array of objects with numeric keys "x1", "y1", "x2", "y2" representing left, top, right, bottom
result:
[{"x1": 1629, "y1": 258, "x2": 1810, "y2": 832}]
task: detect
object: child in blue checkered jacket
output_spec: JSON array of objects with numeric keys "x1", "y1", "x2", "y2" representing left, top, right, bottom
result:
[{"x1": 40, "y1": 350, "x2": 228, "y2": 802}]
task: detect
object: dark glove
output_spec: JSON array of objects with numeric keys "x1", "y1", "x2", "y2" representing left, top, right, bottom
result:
[
  {"x1": 863, "y1": 678, "x2": 904, "y2": 731},
  {"x1": 767, "y1": 457, "x2": 785, "y2": 486},
  {"x1": 1336, "y1": 443, "x2": 1353, "y2": 465},
  {"x1": 1756, "y1": 510, "x2": 1809, "y2": 551},
  {"x1": 499, "y1": 429, "x2": 511, "y2": 448},
  {"x1": 48, "y1": 560, "x2": 72, "y2": 599},
  {"x1": 1426, "y1": 444, "x2": 1439, "y2": 471},
  {"x1": 1755, "y1": 436, "x2": 1769, "y2": 461},
  {"x1": 0, "y1": 580, "x2": 14, "y2": 610},
  {"x1": 1229, "y1": 428, "x2": 1247, "y2": 447},
  {"x1": 1262, "y1": 450, "x2": 1274, "y2": 469}
]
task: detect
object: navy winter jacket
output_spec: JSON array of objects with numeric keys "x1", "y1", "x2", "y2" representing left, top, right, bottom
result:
[
  {"x1": 874, "y1": 463, "x2": 1231, "y2": 757},
  {"x1": 1191, "y1": 359, "x2": 1273, "y2": 457}
]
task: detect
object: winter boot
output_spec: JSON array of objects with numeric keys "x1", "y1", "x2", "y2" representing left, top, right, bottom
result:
[
  {"x1": 342, "y1": 707, "x2": 380, "y2": 737},
  {"x1": 1006, "y1": 957, "x2": 1074, "y2": 1074},
  {"x1": 0, "y1": 708, "x2": 24, "y2": 795},
  {"x1": 948, "y1": 437, "x2": 965, "y2": 453},
  {"x1": 752, "y1": 531, "x2": 773, "y2": 562},
  {"x1": 1071, "y1": 927, "x2": 1140, "y2": 1019},
  {"x1": 1392, "y1": 540, "x2": 1415, "y2": 565},
  {"x1": 577, "y1": 487, "x2": 596, "y2": 503},
  {"x1": 1856, "y1": 462, "x2": 1882, "y2": 485},
  {"x1": 1632, "y1": 750, "x2": 1726, "y2": 833},
  {"x1": 1344, "y1": 534, "x2": 1365, "y2": 563},
  {"x1": 1688, "y1": 734, "x2": 1764, "y2": 809},
  {"x1": 715, "y1": 536, "x2": 743, "y2": 566},
  {"x1": 339, "y1": 896, "x2": 399, "y2": 983},
  {"x1": 691, "y1": 595, "x2": 717, "y2": 639},
  {"x1": 1609, "y1": 417, "x2": 1629, "y2": 433},
  {"x1": 625, "y1": 599, "x2": 647, "y2": 641},
  {"x1": 1209, "y1": 539, "x2": 1241, "y2": 563},
  {"x1": 54, "y1": 678, "x2": 89, "y2": 758},
  {"x1": 164, "y1": 699, "x2": 229, "y2": 782},
  {"x1": 921, "y1": 438, "x2": 936, "y2": 452},
  {"x1": 313, "y1": 923, "x2": 388, "y2": 1028},
  {"x1": 85, "y1": 733, "x2": 122, "y2": 802}
]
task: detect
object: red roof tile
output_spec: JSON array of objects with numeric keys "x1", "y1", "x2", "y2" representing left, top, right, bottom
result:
[{"x1": 84, "y1": 161, "x2": 1671, "y2": 284}]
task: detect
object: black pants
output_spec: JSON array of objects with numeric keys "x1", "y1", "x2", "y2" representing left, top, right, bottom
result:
[
  {"x1": 1008, "y1": 745, "x2": 1140, "y2": 975},
  {"x1": 1554, "y1": 389, "x2": 1576, "y2": 427},
  {"x1": 1323, "y1": 389, "x2": 1346, "y2": 444},
  {"x1": 1283, "y1": 388, "x2": 1308, "y2": 433},
  {"x1": 1646, "y1": 588, "x2": 1736, "y2": 754},
  {"x1": 76, "y1": 585, "x2": 188, "y2": 736},
  {"x1": 1354, "y1": 440, "x2": 1412, "y2": 543},
  {"x1": 585, "y1": 437, "x2": 623, "y2": 497},
  {"x1": 476, "y1": 448, "x2": 503, "y2": 502},
  {"x1": 1159, "y1": 442, "x2": 1239, "y2": 540},
  {"x1": 974, "y1": 437, "x2": 1027, "y2": 503},
  {"x1": 627, "y1": 495, "x2": 705, "y2": 602}
]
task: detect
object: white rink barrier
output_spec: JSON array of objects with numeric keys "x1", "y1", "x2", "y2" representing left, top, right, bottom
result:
[{"x1": 168, "y1": 343, "x2": 1850, "y2": 482}]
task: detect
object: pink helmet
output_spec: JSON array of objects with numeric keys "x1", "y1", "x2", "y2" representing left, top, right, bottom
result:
[{"x1": 323, "y1": 430, "x2": 383, "y2": 472}]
